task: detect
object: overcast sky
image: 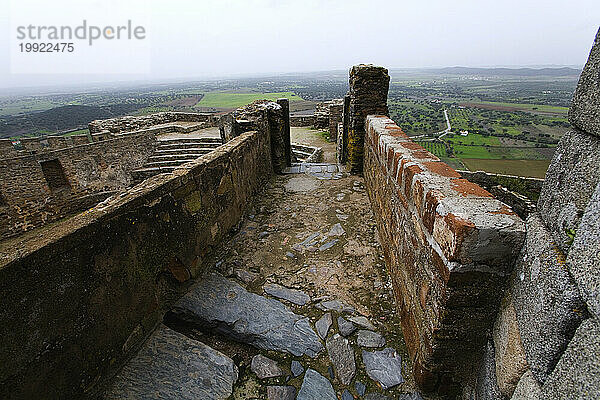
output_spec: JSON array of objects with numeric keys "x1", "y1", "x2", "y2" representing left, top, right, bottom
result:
[{"x1": 1, "y1": 0, "x2": 599, "y2": 89}]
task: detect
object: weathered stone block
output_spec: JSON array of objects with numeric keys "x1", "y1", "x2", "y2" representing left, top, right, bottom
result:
[
  {"x1": 567, "y1": 182, "x2": 600, "y2": 319},
  {"x1": 569, "y1": 27, "x2": 600, "y2": 137},
  {"x1": 493, "y1": 293, "x2": 528, "y2": 398},
  {"x1": 537, "y1": 129, "x2": 600, "y2": 252},
  {"x1": 541, "y1": 319, "x2": 600, "y2": 400},
  {"x1": 511, "y1": 213, "x2": 587, "y2": 383},
  {"x1": 510, "y1": 370, "x2": 541, "y2": 400},
  {"x1": 105, "y1": 325, "x2": 238, "y2": 400}
]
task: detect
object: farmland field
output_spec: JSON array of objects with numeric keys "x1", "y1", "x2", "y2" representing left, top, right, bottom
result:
[
  {"x1": 194, "y1": 91, "x2": 303, "y2": 109},
  {"x1": 461, "y1": 159, "x2": 550, "y2": 178}
]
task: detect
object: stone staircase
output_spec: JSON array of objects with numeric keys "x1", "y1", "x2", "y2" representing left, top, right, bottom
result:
[{"x1": 132, "y1": 137, "x2": 223, "y2": 183}]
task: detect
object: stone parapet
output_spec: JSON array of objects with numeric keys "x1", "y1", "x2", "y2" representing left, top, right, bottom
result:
[{"x1": 363, "y1": 115, "x2": 525, "y2": 393}]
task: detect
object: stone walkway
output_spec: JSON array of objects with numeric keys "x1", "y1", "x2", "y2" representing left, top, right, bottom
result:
[{"x1": 106, "y1": 132, "x2": 427, "y2": 400}]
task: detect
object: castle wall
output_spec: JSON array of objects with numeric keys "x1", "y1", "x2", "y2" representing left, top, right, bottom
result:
[
  {"x1": 0, "y1": 130, "x2": 156, "y2": 240},
  {"x1": 363, "y1": 115, "x2": 525, "y2": 394},
  {"x1": 0, "y1": 127, "x2": 272, "y2": 399},
  {"x1": 88, "y1": 111, "x2": 213, "y2": 134}
]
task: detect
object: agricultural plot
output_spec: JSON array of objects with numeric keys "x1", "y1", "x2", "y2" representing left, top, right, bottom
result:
[
  {"x1": 415, "y1": 141, "x2": 447, "y2": 157},
  {"x1": 195, "y1": 91, "x2": 302, "y2": 109},
  {"x1": 461, "y1": 159, "x2": 550, "y2": 178}
]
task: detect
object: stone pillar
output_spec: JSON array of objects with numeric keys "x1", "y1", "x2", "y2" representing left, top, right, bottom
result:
[
  {"x1": 219, "y1": 114, "x2": 240, "y2": 143},
  {"x1": 277, "y1": 98, "x2": 291, "y2": 167},
  {"x1": 337, "y1": 95, "x2": 351, "y2": 164},
  {"x1": 328, "y1": 101, "x2": 343, "y2": 143},
  {"x1": 347, "y1": 64, "x2": 390, "y2": 173}
]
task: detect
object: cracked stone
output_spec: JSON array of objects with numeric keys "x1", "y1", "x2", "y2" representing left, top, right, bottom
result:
[
  {"x1": 326, "y1": 334, "x2": 356, "y2": 385},
  {"x1": 362, "y1": 348, "x2": 405, "y2": 390},
  {"x1": 357, "y1": 330, "x2": 386, "y2": 348},
  {"x1": 105, "y1": 325, "x2": 238, "y2": 400},
  {"x1": 337, "y1": 316, "x2": 356, "y2": 337},
  {"x1": 169, "y1": 273, "x2": 323, "y2": 357},
  {"x1": 264, "y1": 283, "x2": 311, "y2": 306},
  {"x1": 316, "y1": 312, "x2": 333, "y2": 339},
  {"x1": 297, "y1": 369, "x2": 337, "y2": 400},
  {"x1": 251, "y1": 354, "x2": 283, "y2": 379}
]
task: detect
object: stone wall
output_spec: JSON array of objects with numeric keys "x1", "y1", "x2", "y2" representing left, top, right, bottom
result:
[
  {"x1": 467, "y1": 28, "x2": 600, "y2": 400},
  {"x1": 328, "y1": 100, "x2": 343, "y2": 143},
  {"x1": 347, "y1": 65, "x2": 390, "y2": 173},
  {"x1": 290, "y1": 114, "x2": 316, "y2": 127},
  {"x1": 363, "y1": 115, "x2": 525, "y2": 395},
  {"x1": 88, "y1": 112, "x2": 213, "y2": 134},
  {"x1": 0, "y1": 127, "x2": 273, "y2": 399},
  {"x1": 0, "y1": 130, "x2": 157, "y2": 240}
]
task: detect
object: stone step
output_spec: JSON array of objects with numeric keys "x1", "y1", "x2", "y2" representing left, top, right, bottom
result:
[
  {"x1": 105, "y1": 324, "x2": 238, "y2": 400},
  {"x1": 155, "y1": 147, "x2": 214, "y2": 155},
  {"x1": 166, "y1": 273, "x2": 324, "y2": 358},
  {"x1": 144, "y1": 160, "x2": 197, "y2": 168},
  {"x1": 157, "y1": 142, "x2": 221, "y2": 150},
  {"x1": 157, "y1": 137, "x2": 221, "y2": 144},
  {"x1": 148, "y1": 154, "x2": 204, "y2": 162}
]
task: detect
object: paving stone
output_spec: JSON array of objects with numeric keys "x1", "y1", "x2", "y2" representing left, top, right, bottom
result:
[
  {"x1": 319, "y1": 239, "x2": 339, "y2": 251},
  {"x1": 342, "y1": 389, "x2": 353, "y2": 400},
  {"x1": 541, "y1": 319, "x2": 600, "y2": 400},
  {"x1": 105, "y1": 325, "x2": 238, "y2": 400},
  {"x1": 264, "y1": 283, "x2": 311, "y2": 306},
  {"x1": 251, "y1": 354, "x2": 283, "y2": 379},
  {"x1": 357, "y1": 330, "x2": 386, "y2": 348},
  {"x1": 537, "y1": 129, "x2": 600, "y2": 252},
  {"x1": 567, "y1": 182, "x2": 600, "y2": 320},
  {"x1": 337, "y1": 316, "x2": 357, "y2": 337},
  {"x1": 348, "y1": 315, "x2": 376, "y2": 330},
  {"x1": 317, "y1": 300, "x2": 355, "y2": 313},
  {"x1": 493, "y1": 294, "x2": 528, "y2": 397},
  {"x1": 355, "y1": 381, "x2": 366, "y2": 396},
  {"x1": 297, "y1": 368, "x2": 337, "y2": 400},
  {"x1": 291, "y1": 360, "x2": 304, "y2": 377},
  {"x1": 569, "y1": 27, "x2": 600, "y2": 137},
  {"x1": 510, "y1": 370, "x2": 541, "y2": 400},
  {"x1": 170, "y1": 273, "x2": 323, "y2": 357},
  {"x1": 511, "y1": 213, "x2": 586, "y2": 383},
  {"x1": 362, "y1": 348, "x2": 405, "y2": 390},
  {"x1": 267, "y1": 385, "x2": 296, "y2": 400},
  {"x1": 328, "y1": 223, "x2": 345, "y2": 236},
  {"x1": 326, "y1": 333, "x2": 356, "y2": 385},
  {"x1": 316, "y1": 312, "x2": 333, "y2": 339}
]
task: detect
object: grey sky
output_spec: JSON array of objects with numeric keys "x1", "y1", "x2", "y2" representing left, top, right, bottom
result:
[{"x1": 1, "y1": 0, "x2": 599, "y2": 89}]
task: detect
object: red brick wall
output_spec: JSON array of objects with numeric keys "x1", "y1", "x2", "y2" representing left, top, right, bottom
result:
[{"x1": 363, "y1": 115, "x2": 526, "y2": 393}]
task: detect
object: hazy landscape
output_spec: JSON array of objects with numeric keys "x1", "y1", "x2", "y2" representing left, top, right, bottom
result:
[{"x1": 0, "y1": 66, "x2": 579, "y2": 178}]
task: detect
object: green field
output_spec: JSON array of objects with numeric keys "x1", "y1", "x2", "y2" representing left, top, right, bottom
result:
[
  {"x1": 461, "y1": 159, "x2": 550, "y2": 178},
  {"x1": 416, "y1": 141, "x2": 447, "y2": 157},
  {"x1": 446, "y1": 133, "x2": 501, "y2": 146},
  {"x1": 452, "y1": 145, "x2": 546, "y2": 160},
  {"x1": 195, "y1": 91, "x2": 302, "y2": 109}
]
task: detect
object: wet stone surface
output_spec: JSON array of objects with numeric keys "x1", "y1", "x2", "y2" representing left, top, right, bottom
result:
[{"x1": 120, "y1": 131, "x2": 430, "y2": 399}]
